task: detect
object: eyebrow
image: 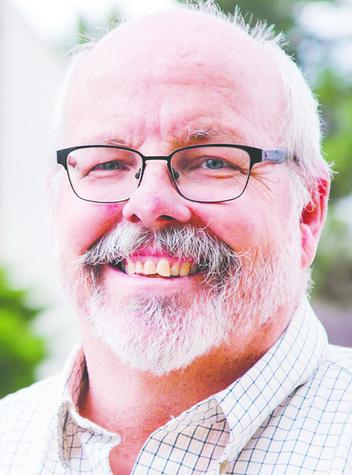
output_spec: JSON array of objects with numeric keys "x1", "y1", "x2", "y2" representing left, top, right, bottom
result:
[
  {"x1": 104, "y1": 137, "x2": 128, "y2": 146},
  {"x1": 184, "y1": 127, "x2": 217, "y2": 144},
  {"x1": 101, "y1": 126, "x2": 248, "y2": 148},
  {"x1": 180, "y1": 126, "x2": 248, "y2": 146}
]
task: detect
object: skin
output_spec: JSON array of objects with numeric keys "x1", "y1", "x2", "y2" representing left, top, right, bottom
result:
[{"x1": 54, "y1": 10, "x2": 330, "y2": 474}]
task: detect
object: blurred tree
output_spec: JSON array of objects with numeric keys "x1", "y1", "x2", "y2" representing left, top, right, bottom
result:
[
  {"x1": 312, "y1": 68, "x2": 352, "y2": 305},
  {"x1": 213, "y1": 0, "x2": 296, "y2": 40},
  {"x1": 315, "y1": 69, "x2": 352, "y2": 202},
  {"x1": 312, "y1": 211, "x2": 352, "y2": 305},
  {"x1": 0, "y1": 268, "x2": 46, "y2": 398},
  {"x1": 76, "y1": 10, "x2": 120, "y2": 45}
]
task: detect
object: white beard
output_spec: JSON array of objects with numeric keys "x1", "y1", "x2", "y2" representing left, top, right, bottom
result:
[
  {"x1": 83, "y1": 233, "x2": 303, "y2": 375},
  {"x1": 86, "y1": 288, "x2": 233, "y2": 375}
]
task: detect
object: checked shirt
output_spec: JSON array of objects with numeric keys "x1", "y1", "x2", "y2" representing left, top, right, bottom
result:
[{"x1": 0, "y1": 299, "x2": 352, "y2": 474}]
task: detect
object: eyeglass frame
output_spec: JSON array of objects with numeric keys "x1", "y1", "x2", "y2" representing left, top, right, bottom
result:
[{"x1": 56, "y1": 143, "x2": 289, "y2": 204}]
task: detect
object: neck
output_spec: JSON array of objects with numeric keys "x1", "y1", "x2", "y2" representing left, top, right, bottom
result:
[
  {"x1": 78, "y1": 304, "x2": 293, "y2": 474},
  {"x1": 78, "y1": 308, "x2": 290, "y2": 435}
]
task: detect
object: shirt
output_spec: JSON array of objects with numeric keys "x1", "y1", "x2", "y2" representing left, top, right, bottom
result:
[{"x1": 0, "y1": 299, "x2": 352, "y2": 474}]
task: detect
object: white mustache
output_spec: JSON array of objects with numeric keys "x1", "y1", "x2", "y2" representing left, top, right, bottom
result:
[{"x1": 80, "y1": 222, "x2": 245, "y2": 287}]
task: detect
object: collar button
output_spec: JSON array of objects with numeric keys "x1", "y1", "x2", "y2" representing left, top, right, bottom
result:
[{"x1": 219, "y1": 459, "x2": 229, "y2": 473}]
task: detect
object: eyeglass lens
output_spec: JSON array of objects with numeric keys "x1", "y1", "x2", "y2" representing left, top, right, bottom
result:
[{"x1": 65, "y1": 146, "x2": 251, "y2": 203}]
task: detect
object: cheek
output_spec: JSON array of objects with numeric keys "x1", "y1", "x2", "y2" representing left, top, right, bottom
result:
[
  {"x1": 217, "y1": 218, "x2": 258, "y2": 250},
  {"x1": 56, "y1": 190, "x2": 123, "y2": 260},
  {"x1": 197, "y1": 190, "x2": 294, "y2": 257},
  {"x1": 201, "y1": 202, "x2": 270, "y2": 252}
]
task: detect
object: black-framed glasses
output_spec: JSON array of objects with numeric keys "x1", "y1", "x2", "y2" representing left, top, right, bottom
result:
[{"x1": 56, "y1": 144, "x2": 288, "y2": 204}]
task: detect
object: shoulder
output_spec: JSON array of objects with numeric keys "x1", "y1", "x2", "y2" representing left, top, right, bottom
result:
[
  {"x1": 325, "y1": 343, "x2": 352, "y2": 373},
  {"x1": 0, "y1": 375, "x2": 62, "y2": 454},
  {"x1": 317, "y1": 343, "x2": 352, "y2": 388},
  {"x1": 0, "y1": 374, "x2": 62, "y2": 420},
  {"x1": 293, "y1": 343, "x2": 352, "y2": 419},
  {"x1": 275, "y1": 344, "x2": 352, "y2": 431},
  {"x1": 306, "y1": 343, "x2": 352, "y2": 390}
]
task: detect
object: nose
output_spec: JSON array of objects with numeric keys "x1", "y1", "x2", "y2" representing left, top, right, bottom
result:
[{"x1": 122, "y1": 160, "x2": 192, "y2": 229}]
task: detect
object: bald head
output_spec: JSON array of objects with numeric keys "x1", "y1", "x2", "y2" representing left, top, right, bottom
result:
[
  {"x1": 62, "y1": 9, "x2": 285, "y2": 148},
  {"x1": 82, "y1": 9, "x2": 278, "y2": 81}
]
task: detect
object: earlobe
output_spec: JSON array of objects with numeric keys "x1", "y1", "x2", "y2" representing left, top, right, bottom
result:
[{"x1": 300, "y1": 177, "x2": 330, "y2": 268}]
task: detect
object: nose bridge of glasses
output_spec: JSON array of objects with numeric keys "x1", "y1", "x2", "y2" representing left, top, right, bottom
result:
[
  {"x1": 138, "y1": 155, "x2": 176, "y2": 182},
  {"x1": 142, "y1": 155, "x2": 171, "y2": 164}
]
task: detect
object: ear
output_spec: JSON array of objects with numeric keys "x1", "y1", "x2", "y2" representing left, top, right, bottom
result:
[{"x1": 300, "y1": 176, "x2": 330, "y2": 268}]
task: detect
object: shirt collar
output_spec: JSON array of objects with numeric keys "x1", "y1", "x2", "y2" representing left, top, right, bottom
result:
[
  {"x1": 55, "y1": 298, "x2": 328, "y2": 466},
  {"x1": 214, "y1": 298, "x2": 328, "y2": 462},
  {"x1": 57, "y1": 343, "x2": 120, "y2": 468},
  {"x1": 56, "y1": 342, "x2": 86, "y2": 464}
]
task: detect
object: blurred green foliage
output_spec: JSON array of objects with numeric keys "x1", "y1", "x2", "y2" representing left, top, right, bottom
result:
[
  {"x1": 0, "y1": 268, "x2": 46, "y2": 398},
  {"x1": 312, "y1": 211, "x2": 352, "y2": 304},
  {"x1": 313, "y1": 68, "x2": 352, "y2": 305},
  {"x1": 76, "y1": 10, "x2": 120, "y2": 45},
  {"x1": 316, "y1": 70, "x2": 352, "y2": 202},
  {"x1": 214, "y1": 0, "x2": 296, "y2": 43}
]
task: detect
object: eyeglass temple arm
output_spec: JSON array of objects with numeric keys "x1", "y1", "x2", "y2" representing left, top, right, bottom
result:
[{"x1": 262, "y1": 149, "x2": 288, "y2": 164}]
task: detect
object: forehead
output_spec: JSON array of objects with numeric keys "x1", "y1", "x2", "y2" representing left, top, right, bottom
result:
[{"x1": 64, "y1": 10, "x2": 285, "y2": 147}]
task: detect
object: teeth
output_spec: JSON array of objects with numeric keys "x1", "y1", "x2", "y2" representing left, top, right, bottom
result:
[
  {"x1": 180, "y1": 262, "x2": 191, "y2": 276},
  {"x1": 124, "y1": 258, "x2": 194, "y2": 277},
  {"x1": 126, "y1": 261, "x2": 136, "y2": 274},
  {"x1": 156, "y1": 258, "x2": 171, "y2": 277},
  {"x1": 135, "y1": 261, "x2": 143, "y2": 273},
  {"x1": 170, "y1": 262, "x2": 180, "y2": 276},
  {"x1": 143, "y1": 260, "x2": 156, "y2": 275}
]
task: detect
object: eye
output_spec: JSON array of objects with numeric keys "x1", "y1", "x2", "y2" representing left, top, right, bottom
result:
[
  {"x1": 92, "y1": 160, "x2": 123, "y2": 171},
  {"x1": 202, "y1": 158, "x2": 228, "y2": 169}
]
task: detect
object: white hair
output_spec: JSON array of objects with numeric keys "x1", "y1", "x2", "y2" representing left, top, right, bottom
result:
[{"x1": 52, "y1": 0, "x2": 331, "y2": 209}]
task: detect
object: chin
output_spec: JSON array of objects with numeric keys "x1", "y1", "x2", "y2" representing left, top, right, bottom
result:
[{"x1": 84, "y1": 286, "x2": 235, "y2": 376}]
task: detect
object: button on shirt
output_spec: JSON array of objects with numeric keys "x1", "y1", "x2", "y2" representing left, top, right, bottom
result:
[{"x1": 0, "y1": 300, "x2": 352, "y2": 474}]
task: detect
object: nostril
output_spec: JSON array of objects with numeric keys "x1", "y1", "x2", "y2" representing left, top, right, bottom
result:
[
  {"x1": 128, "y1": 213, "x2": 141, "y2": 224},
  {"x1": 160, "y1": 215, "x2": 175, "y2": 221}
]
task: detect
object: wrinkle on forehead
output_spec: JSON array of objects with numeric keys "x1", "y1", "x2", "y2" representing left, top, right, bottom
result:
[
  {"x1": 65, "y1": 88, "x2": 256, "y2": 150},
  {"x1": 103, "y1": 125, "x2": 250, "y2": 152}
]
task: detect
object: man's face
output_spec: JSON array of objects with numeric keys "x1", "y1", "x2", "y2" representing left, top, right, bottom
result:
[{"x1": 54, "y1": 12, "x2": 304, "y2": 374}]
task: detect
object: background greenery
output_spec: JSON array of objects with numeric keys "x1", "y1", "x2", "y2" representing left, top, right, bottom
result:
[
  {"x1": 1, "y1": 0, "x2": 351, "y2": 397},
  {"x1": 0, "y1": 268, "x2": 45, "y2": 398}
]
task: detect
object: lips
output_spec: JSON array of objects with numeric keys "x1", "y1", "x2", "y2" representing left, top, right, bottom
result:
[{"x1": 112, "y1": 257, "x2": 198, "y2": 277}]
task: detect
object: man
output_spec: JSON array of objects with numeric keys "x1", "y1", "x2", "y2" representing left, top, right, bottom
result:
[{"x1": 1, "y1": 3, "x2": 351, "y2": 474}]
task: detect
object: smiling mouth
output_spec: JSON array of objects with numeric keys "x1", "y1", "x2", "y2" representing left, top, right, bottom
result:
[{"x1": 111, "y1": 257, "x2": 199, "y2": 278}]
